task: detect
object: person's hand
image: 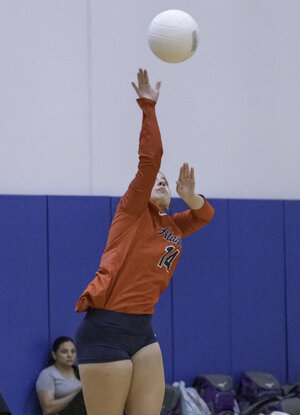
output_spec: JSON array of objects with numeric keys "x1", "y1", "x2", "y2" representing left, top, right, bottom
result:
[
  {"x1": 132, "y1": 68, "x2": 161, "y2": 102},
  {"x1": 176, "y1": 163, "x2": 195, "y2": 199}
]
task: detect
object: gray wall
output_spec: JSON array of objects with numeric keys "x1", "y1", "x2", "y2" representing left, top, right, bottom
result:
[{"x1": 0, "y1": 0, "x2": 299, "y2": 199}]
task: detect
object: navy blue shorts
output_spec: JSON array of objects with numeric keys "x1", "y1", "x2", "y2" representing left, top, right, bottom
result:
[{"x1": 75, "y1": 308, "x2": 157, "y2": 364}]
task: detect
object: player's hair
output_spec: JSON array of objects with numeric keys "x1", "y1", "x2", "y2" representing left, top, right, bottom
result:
[{"x1": 158, "y1": 171, "x2": 167, "y2": 181}]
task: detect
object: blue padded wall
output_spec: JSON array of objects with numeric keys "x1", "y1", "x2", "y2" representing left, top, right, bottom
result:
[
  {"x1": 47, "y1": 196, "x2": 111, "y2": 342},
  {"x1": 2, "y1": 194, "x2": 300, "y2": 414},
  {"x1": 111, "y1": 197, "x2": 173, "y2": 383},
  {"x1": 229, "y1": 200, "x2": 287, "y2": 382},
  {"x1": 0, "y1": 196, "x2": 48, "y2": 415},
  {"x1": 285, "y1": 201, "x2": 300, "y2": 382},
  {"x1": 172, "y1": 198, "x2": 232, "y2": 385}
]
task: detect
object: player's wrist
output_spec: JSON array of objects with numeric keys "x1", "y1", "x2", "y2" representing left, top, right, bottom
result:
[
  {"x1": 137, "y1": 97, "x2": 157, "y2": 106},
  {"x1": 182, "y1": 193, "x2": 205, "y2": 210}
]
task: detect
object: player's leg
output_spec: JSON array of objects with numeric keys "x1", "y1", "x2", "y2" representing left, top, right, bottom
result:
[
  {"x1": 79, "y1": 360, "x2": 133, "y2": 415},
  {"x1": 125, "y1": 342, "x2": 165, "y2": 415}
]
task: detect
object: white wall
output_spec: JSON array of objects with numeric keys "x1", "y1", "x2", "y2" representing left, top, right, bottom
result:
[{"x1": 0, "y1": 0, "x2": 299, "y2": 199}]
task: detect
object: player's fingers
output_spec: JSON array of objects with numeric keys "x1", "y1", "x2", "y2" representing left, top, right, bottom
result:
[
  {"x1": 178, "y1": 166, "x2": 183, "y2": 181},
  {"x1": 190, "y1": 167, "x2": 195, "y2": 181},
  {"x1": 183, "y1": 162, "x2": 189, "y2": 178},
  {"x1": 155, "y1": 81, "x2": 161, "y2": 91},
  {"x1": 144, "y1": 69, "x2": 150, "y2": 84},
  {"x1": 187, "y1": 163, "x2": 191, "y2": 177},
  {"x1": 131, "y1": 82, "x2": 139, "y2": 94},
  {"x1": 138, "y1": 68, "x2": 145, "y2": 85},
  {"x1": 137, "y1": 71, "x2": 142, "y2": 87}
]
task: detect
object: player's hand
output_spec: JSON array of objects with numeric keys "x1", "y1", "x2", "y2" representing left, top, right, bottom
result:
[
  {"x1": 132, "y1": 68, "x2": 161, "y2": 102},
  {"x1": 176, "y1": 163, "x2": 196, "y2": 199}
]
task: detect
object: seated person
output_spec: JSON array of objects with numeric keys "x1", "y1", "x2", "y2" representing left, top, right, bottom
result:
[{"x1": 36, "y1": 336, "x2": 86, "y2": 415}]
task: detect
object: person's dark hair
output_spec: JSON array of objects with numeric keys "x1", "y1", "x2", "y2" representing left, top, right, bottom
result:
[
  {"x1": 47, "y1": 336, "x2": 79, "y2": 379},
  {"x1": 52, "y1": 336, "x2": 75, "y2": 354}
]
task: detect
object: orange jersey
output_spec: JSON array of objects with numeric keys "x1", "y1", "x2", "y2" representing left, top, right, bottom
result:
[{"x1": 76, "y1": 98, "x2": 215, "y2": 314}]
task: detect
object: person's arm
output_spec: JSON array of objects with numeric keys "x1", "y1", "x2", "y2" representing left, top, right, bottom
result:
[
  {"x1": 172, "y1": 163, "x2": 215, "y2": 236},
  {"x1": 119, "y1": 69, "x2": 162, "y2": 217},
  {"x1": 37, "y1": 387, "x2": 81, "y2": 415}
]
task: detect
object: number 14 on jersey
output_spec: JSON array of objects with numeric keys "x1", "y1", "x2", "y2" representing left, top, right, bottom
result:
[{"x1": 158, "y1": 245, "x2": 180, "y2": 272}]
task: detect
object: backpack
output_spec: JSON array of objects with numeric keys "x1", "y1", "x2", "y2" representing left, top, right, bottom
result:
[
  {"x1": 193, "y1": 374, "x2": 236, "y2": 414},
  {"x1": 238, "y1": 371, "x2": 282, "y2": 405},
  {"x1": 237, "y1": 372, "x2": 300, "y2": 415},
  {"x1": 238, "y1": 396, "x2": 300, "y2": 415}
]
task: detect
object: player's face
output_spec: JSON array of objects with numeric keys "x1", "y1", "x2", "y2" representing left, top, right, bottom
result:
[
  {"x1": 52, "y1": 341, "x2": 77, "y2": 367},
  {"x1": 150, "y1": 172, "x2": 171, "y2": 210}
]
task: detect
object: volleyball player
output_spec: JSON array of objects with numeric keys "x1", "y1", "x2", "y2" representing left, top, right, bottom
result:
[{"x1": 75, "y1": 69, "x2": 215, "y2": 415}]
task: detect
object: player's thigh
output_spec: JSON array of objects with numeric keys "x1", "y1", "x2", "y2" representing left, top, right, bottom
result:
[
  {"x1": 79, "y1": 360, "x2": 133, "y2": 415},
  {"x1": 125, "y1": 342, "x2": 165, "y2": 415}
]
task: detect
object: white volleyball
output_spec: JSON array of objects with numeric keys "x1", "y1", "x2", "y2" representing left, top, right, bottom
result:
[{"x1": 148, "y1": 9, "x2": 199, "y2": 63}]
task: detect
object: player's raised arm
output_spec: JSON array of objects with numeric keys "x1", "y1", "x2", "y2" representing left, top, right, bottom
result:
[{"x1": 119, "y1": 69, "x2": 163, "y2": 216}]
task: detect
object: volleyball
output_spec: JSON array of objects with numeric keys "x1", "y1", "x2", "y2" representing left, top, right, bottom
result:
[{"x1": 148, "y1": 10, "x2": 199, "y2": 63}]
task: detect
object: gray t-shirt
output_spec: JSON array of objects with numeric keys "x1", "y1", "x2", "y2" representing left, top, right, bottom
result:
[{"x1": 36, "y1": 365, "x2": 81, "y2": 399}]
